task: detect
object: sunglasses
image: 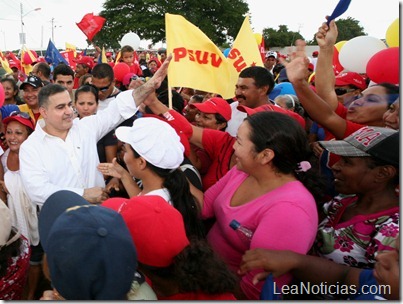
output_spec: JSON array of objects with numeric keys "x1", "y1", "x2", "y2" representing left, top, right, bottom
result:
[
  {"x1": 9, "y1": 111, "x2": 31, "y2": 119},
  {"x1": 335, "y1": 88, "x2": 356, "y2": 96},
  {"x1": 91, "y1": 82, "x2": 112, "y2": 93}
]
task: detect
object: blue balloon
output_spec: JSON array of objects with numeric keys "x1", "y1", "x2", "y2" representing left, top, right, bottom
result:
[
  {"x1": 269, "y1": 82, "x2": 296, "y2": 101},
  {"x1": 223, "y1": 48, "x2": 231, "y2": 58}
]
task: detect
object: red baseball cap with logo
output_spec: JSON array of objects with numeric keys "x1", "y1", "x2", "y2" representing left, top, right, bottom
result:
[
  {"x1": 190, "y1": 97, "x2": 232, "y2": 122},
  {"x1": 335, "y1": 72, "x2": 367, "y2": 91},
  {"x1": 73, "y1": 56, "x2": 94, "y2": 69}
]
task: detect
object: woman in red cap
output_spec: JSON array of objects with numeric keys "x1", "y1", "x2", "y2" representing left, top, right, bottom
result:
[{"x1": 0, "y1": 111, "x2": 39, "y2": 299}]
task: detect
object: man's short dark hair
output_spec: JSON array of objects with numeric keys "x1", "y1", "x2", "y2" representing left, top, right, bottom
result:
[
  {"x1": 35, "y1": 62, "x2": 51, "y2": 79},
  {"x1": 92, "y1": 63, "x2": 114, "y2": 82},
  {"x1": 239, "y1": 66, "x2": 275, "y2": 95},
  {"x1": 38, "y1": 83, "x2": 67, "y2": 108},
  {"x1": 53, "y1": 64, "x2": 74, "y2": 80}
]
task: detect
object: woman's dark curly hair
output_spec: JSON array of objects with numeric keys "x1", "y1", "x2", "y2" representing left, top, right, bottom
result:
[{"x1": 139, "y1": 239, "x2": 237, "y2": 295}]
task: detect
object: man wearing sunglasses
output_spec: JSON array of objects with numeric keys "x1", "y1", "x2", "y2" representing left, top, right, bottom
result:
[
  {"x1": 91, "y1": 63, "x2": 121, "y2": 111},
  {"x1": 18, "y1": 57, "x2": 172, "y2": 206}
]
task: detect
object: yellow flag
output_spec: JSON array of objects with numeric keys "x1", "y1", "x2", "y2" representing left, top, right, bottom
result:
[
  {"x1": 115, "y1": 51, "x2": 121, "y2": 64},
  {"x1": 228, "y1": 16, "x2": 264, "y2": 86},
  {"x1": 100, "y1": 47, "x2": 108, "y2": 63},
  {"x1": 21, "y1": 46, "x2": 36, "y2": 75},
  {"x1": 0, "y1": 51, "x2": 12, "y2": 74},
  {"x1": 65, "y1": 42, "x2": 77, "y2": 57},
  {"x1": 165, "y1": 13, "x2": 233, "y2": 98}
]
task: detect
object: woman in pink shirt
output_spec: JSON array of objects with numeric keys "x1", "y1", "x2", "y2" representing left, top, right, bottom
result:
[{"x1": 192, "y1": 111, "x2": 325, "y2": 299}]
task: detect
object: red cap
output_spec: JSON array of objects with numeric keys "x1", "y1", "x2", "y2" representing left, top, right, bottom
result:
[
  {"x1": 73, "y1": 56, "x2": 94, "y2": 69},
  {"x1": 102, "y1": 195, "x2": 190, "y2": 267},
  {"x1": 106, "y1": 52, "x2": 113, "y2": 57},
  {"x1": 189, "y1": 97, "x2": 231, "y2": 122},
  {"x1": 8, "y1": 60, "x2": 19, "y2": 69},
  {"x1": 148, "y1": 57, "x2": 161, "y2": 68},
  {"x1": 237, "y1": 104, "x2": 305, "y2": 129},
  {"x1": 3, "y1": 114, "x2": 35, "y2": 131},
  {"x1": 335, "y1": 72, "x2": 367, "y2": 91},
  {"x1": 312, "y1": 51, "x2": 319, "y2": 57},
  {"x1": 308, "y1": 63, "x2": 314, "y2": 71}
]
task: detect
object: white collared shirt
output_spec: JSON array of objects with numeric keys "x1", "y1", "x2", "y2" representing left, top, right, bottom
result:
[{"x1": 19, "y1": 90, "x2": 138, "y2": 207}]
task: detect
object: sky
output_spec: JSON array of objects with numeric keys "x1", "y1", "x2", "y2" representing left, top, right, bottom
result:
[{"x1": 0, "y1": 0, "x2": 400, "y2": 52}]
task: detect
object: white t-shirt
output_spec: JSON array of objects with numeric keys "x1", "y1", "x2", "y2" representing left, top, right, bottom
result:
[{"x1": 225, "y1": 101, "x2": 247, "y2": 137}]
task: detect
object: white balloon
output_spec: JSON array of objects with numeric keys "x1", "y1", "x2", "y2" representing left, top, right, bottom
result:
[
  {"x1": 120, "y1": 32, "x2": 140, "y2": 49},
  {"x1": 339, "y1": 36, "x2": 387, "y2": 73}
]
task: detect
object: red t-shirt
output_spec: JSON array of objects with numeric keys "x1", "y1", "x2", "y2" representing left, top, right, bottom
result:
[
  {"x1": 201, "y1": 129, "x2": 235, "y2": 191},
  {"x1": 129, "y1": 63, "x2": 143, "y2": 76},
  {"x1": 158, "y1": 110, "x2": 234, "y2": 190},
  {"x1": 322, "y1": 102, "x2": 366, "y2": 168},
  {"x1": 73, "y1": 76, "x2": 80, "y2": 89},
  {"x1": 324, "y1": 102, "x2": 365, "y2": 141}
]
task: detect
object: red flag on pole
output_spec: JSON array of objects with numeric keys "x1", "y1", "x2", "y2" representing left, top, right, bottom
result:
[{"x1": 76, "y1": 13, "x2": 106, "y2": 41}]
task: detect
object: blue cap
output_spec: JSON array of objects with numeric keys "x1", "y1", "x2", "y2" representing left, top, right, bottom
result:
[
  {"x1": 269, "y1": 82, "x2": 296, "y2": 101},
  {"x1": 39, "y1": 190, "x2": 137, "y2": 300}
]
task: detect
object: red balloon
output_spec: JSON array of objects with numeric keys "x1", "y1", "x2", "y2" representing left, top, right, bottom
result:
[
  {"x1": 0, "y1": 83, "x2": 5, "y2": 108},
  {"x1": 113, "y1": 63, "x2": 130, "y2": 82},
  {"x1": 366, "y1": 47, "x2": 399, "y2": 84}
]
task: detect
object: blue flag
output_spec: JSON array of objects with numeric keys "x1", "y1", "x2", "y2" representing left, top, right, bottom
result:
[
  {"x1": 45, "y1": 39, "x2": 68, "y2": 66},
  {"x1": 327, "y1": 0, "x2": 351, "y2": 25}
]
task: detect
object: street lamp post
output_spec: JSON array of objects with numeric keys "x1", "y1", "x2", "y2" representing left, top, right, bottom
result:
[{"x1": 20, "y1": 3, "x2": 41, "y2": 45}]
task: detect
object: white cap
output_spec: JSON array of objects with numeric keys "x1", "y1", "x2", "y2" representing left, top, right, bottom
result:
[
  {"x1": 265, "y1": 51, "x2": 277, "y2": 59},
  {"x1": 116, "y1": 117, "x2": 184, "y2": 169}
]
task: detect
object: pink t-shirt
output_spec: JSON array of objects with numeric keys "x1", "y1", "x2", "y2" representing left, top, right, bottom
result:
[{"x1": 202, "y1": 166, "x2": 318, "y2": 300}]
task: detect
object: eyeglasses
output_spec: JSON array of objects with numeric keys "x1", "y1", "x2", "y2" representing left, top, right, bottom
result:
[
  {"x1": 335, "y1": 88, "x2": 356, "y2": 96},
  {"x1": 91, "y1": 82, "x2": 112, "y2": 93},
  {"x1": 9, "y1": 111, "x2": 31, "y2": 119}
]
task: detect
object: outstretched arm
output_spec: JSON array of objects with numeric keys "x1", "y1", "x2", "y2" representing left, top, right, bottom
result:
[
  {"x1": 142, "y1": 92, "x2": 205, "y2": 149},
  {"x1": 98, "y1": 158, "x2": 141, "y2": 198},
  {"x1": 315, "y1": 18, "x2": 339, "y2": 110},
  {"x1": 238, "y1": 248, "x2": 360, "y2": 287},
  {"x1": 132, "y1": 55, "x2": 172, "y2": 107},
  {"x1": 284, "y1": 39, "x2": 347, "y2": 139}
]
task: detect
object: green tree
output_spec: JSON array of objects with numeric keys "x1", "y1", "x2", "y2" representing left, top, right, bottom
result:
[
  {"x1": 262, "y1": 25, "x2": 304, "y2": 48},
  {"x1": 305, "y1": 17, "x2": 366, "y2": 44},
  {"x1": 264, "y1": 18, "x2": 367, "y2": 47},
  {"x1": 335, "y1": 17, "x2": 366, "y2": 41},
  {"x1": 93, "y1": 0, "x2": 249, "y2": 49}
]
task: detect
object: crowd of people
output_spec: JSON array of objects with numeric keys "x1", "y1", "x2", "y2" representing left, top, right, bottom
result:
[{"x1": 0, "y1": 17, "x2": 399, "y2": 301}]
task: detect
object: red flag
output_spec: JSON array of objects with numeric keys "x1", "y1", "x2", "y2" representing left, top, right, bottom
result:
[
  {"x1": 60, "y1": 50, "x2": 76, "y2": 68},
  {"x1": 76, "y1": 13, "x2": 106, "y2": 41}
]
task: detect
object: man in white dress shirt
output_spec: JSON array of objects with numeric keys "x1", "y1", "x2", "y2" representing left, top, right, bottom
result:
[{"x1": 19, "y1": 57, "x2": 171, "y2": 206}]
